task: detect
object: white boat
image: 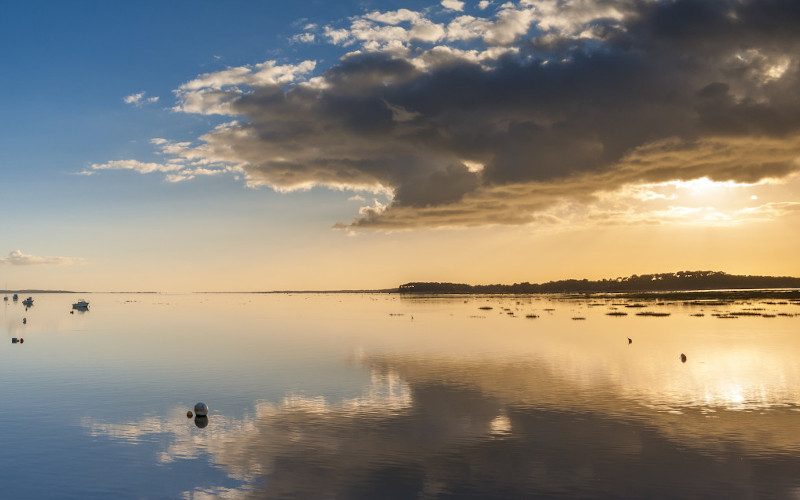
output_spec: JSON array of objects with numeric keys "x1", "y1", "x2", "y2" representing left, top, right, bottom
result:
[
  {"x1": 21, "y1": 297, "x2": 33, "y2": 306},
  {"x1": 72, "y1": 300, "x2": 89, "y2": 309}
]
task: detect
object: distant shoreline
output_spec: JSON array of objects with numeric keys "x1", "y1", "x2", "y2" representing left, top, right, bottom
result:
[
  {"x1": 395, "y1": 271, "x2": 800, "y2": 297},
  {"x1": 6, "y1": 271, "x2": 800, "y2": 298}
]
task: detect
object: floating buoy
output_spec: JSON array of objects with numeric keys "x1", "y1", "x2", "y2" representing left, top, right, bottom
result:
[
  {"x1": 186, "y1": 411, "x2": 193, "y2": 419},
  {"x1": 194, "y1": 416, "x2": 209, "y2": 428},
  {"x1": 19, "y1": 338, "x2": 23, "y2": 344},
  {"x1": 194, "y1": 402, "x2": 208, "y2": 417},
  {"x1": 22, "y1": 318, "x2": 26, "y2": 324},
  {"x1": 627, "y1": 337, "x2": 632, "y2": 344},
  {"x1": 680, "y1": 353, "x2": 687, "y2": 363},
  {"x1": 11, "y1": 338, "x2": 18, "y2": 344}
]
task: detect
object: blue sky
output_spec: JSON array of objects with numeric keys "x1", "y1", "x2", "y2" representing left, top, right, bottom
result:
[{"x1": 2, "y1": 0, "x2": 800, "y2": 291}]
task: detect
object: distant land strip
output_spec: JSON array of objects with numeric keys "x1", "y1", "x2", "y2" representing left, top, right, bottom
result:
[
  {"x1": 1, "y1": 290, "x2": 156, "y2": 294},
  {"x1": 396, "y1": 271, "x2": 800, "y2": 297}
]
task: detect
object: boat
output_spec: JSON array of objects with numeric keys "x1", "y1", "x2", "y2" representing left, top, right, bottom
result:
[
  {"x1": 21, "y1": 297, "x2": 33, "y2": 306},
  {"x1": 72, "y1": 300, "x2": 89, "y2": 309},
  {"x1": 13, "y1": 293, "x2": 18, "y2": 301}
]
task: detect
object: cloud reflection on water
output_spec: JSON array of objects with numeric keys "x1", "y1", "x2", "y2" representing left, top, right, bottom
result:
[{"x1": 84, "y1": 350, "x2": 800, "y2": 499}]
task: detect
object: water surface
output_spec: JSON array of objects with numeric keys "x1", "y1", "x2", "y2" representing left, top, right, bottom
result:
[{"x1": 2, "y1": 292, "x2": 800, "y2": 498}]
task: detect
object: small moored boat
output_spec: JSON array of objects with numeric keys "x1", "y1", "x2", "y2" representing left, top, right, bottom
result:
[
  {"x1": 72, "y1": 300, "x2": 89, "y2": 309},
  {"x1": 21, "y1": 297, "x2": 33, "y2": 306}
]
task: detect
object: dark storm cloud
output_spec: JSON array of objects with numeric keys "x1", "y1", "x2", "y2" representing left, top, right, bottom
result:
[{"x1": 167, "y1": 0, "x2": 800, "y2": 227}]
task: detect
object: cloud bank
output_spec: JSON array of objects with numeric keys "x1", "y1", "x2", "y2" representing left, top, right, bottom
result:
[{"x1": 95, "y1": 0, "x2": 800, "y2": 228}]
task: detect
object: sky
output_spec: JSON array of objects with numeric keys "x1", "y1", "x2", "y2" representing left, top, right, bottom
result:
[{"x1": 1, "y1": 0, "x2": 799, "y2": 292}]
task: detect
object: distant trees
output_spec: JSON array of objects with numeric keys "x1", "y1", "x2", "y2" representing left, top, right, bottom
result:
[{"x1": 397, "y1": 271, "x2": 800, "y2": 294}]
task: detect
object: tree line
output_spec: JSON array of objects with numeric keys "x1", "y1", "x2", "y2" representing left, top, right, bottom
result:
[{"x1": 397, "y1": 271, "x2": 800, "y2": 294}]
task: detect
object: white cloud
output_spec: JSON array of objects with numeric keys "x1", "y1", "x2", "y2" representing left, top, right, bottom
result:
[
  {"x1": 446, "y1": 15, "x2": 493, "y2": 42},
  {"x1": 483, "y1": 2, "x2": 537, "y2": 45},
  {"x1": 291, "y1": 32, "x2": 315, "y2": 43},
  {"x1": 174, "y1": 60, "x2": 316, "y2": 115},
  {"x1": 123, "y1": 91, "x2": 159, "y2": 106},
  {"x1": 441, "y1": 0, "x2": 465, "y2": 12},
  {"x1": 325, "y1": 8, "x2": 449, "y2": 51},
  {"x1": 179, "y1": 60, "x2": 316, "y2": 92},
  {"x1": 123, "y1": 92, "x2": 144, "y2": 104},
  {"x1": 0, "y1": 250, "x2": 83, "y2": 266},
  {"x1": 88, "y1": 159, "x2": 184, "y2": 175},
  {"x1": 478, "y1": 0, "x2": 491, "y2": 9},
  {"x1": 364, "y1": 9, "x2": 423, "y2": 25},
  {"x1": 324, "y1": 26, "x2": 352, "y2": 45}
]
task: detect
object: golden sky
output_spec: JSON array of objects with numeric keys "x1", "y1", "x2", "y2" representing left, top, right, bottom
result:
[{"x1": 2, "y1": 0, "x2": 799, "y2": 291}]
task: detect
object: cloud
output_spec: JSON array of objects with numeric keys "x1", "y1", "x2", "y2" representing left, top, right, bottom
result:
[
  {"x1": 87, "y1": 159, "x2": 184, "y2": 175},
  {"x1": 0, "y1": 250, "x2": 83, "y2": 266},
  {"x1": 737, "y1": 201, "x2": 800, "y2": 219},
  {"x1": 291, "y1": 32, "x2": 315, "y2": 43},
  {"x1": 441, "y1": 0, "x2": 465, "y2": 12},
  {"x1": 84, "y1": 136, "x2": 244, "y2": 181},
  {"x1": 123, "y1": 91, "x2": 159, "y2": 106},
  {"x1": 95, "y1": 0, "x2": 800, "y2": 229}
]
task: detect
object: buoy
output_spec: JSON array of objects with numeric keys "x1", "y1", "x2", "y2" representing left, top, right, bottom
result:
[
  {"x1": 11, "y1": 338, "x2": 18, "y2": 344},
  {"x1": 680, "y1": 353, "x2": 687, "y2": 363},
  {"x1": 22, "y1": 318, "x2": 26, "y2": 324},
  {"x1": 194, "y1": 402, "x2": 208, "y2": 417},
  {"x1": 187, "y1": 411, "x2": 193, "y2": 418},
  {"x1": 627, "y1": 337, "x2": 632, "y2": 344},
  {"x1": 194, "y1": 416, "x2": 209, "y2": 428},
  {"x1": 19, "y1": 338, "x2": 23, "y2": 343}
]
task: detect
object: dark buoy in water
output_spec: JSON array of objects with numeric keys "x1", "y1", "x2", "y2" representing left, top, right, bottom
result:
[
  {"x1": 194, "y1": 416, "x2": 209, "y2": 428},
  {"x1": 627, "y1": 337, "x2": 632, "y2": 344},
  {"x1": 11, "y1": 338, "x2": 18, "y2": 344},
  {"x1": 22, "y1": 318, "x2": 26, "y2": 324},
  {"x1": 187, "y1": 411, "x2": 193, "y2": 419},
  {"x1": 194, "y1": 402, "x2": 208, "y2": 417},
  {"x1": 680, "y1": 353, "x2": 687, "y2": 363},
  {"x1": 19, "y1": 338, "x2": 23, "y2": 344}
]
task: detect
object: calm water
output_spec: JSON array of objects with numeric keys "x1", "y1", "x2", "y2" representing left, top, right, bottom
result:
[{"x1": 2, "y1": 292, "x2": 800, "y2": 499}]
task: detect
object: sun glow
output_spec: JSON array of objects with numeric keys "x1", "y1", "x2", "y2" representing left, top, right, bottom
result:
[{"x1": 671, "y1": 177, "x2": 750, "y2": 196}]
